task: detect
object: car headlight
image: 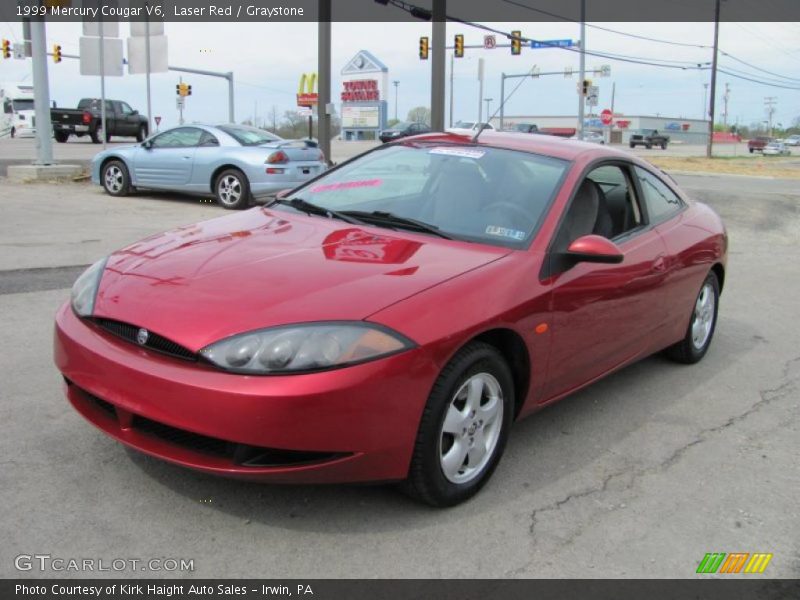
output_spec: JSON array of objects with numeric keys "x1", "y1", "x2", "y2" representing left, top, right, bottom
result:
[
  {"x1": 199, "y1": 322, "x2": 415, "y2": 374},
  {"x1": 70, "y1": 257, "x2": 108, "y2": 317}
]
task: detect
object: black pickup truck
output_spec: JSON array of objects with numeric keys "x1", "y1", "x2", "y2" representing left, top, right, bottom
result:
[
  {"x1": 629, "y1": 129, "x2": 670, "y2": 149},
  {"x1": 51, "y1": 98, "x2": 148, "y2": 143}
]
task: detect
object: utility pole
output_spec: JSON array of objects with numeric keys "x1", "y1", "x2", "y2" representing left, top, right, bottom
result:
[
  {"x1": 99, "y1": 17, "x2": 107, "y2": 150},
  {"x1": 702, "y1": 83, "x2": 709, "y2": 120},
  {"x1": 477, "y1": 57, "x2": 484, "y2": 123},
  {"x1": 610, "y1": 81, "x2": 616, "y2": 114},
  {"x1": 499, "y1": 72, "x2": 505, "y2": 130},
  {"x1": 577, "y1": 0, "x2": 586, "y2": 140},
  {"x1": 448, "y1": 52, "x2": 454, "y2": 127},
  {"x1": 29, "y1": 19, "x2": 53, "y2": 165},
  {"x1": 430, "y1": 0, "x2": 446, "y2": 131},
  {"x1": 393, "y1": 80, "x2": 399, "y2": 121},
  {"x1": 764, "y1": 96, "x2": 777, "y2": 136},
  {"x1": 722, "y1": 83, "x2": 730, "y2": 127},
  {"x1": 145, "y1": 7, "x2": 152, "y2": 135},
  {"x1": 318, "y1": 0, "x2": 331, "y2": 163},
  {"x1": 484, "y1": 97, "x2": 493, "y2": 120},
  {"x1": 706, "y1": 0, "x2": 721, "y2": 158}
]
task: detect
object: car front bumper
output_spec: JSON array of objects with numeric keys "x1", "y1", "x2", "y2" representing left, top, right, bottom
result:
[{"x1": 53, "y1": 303, "x2": 436, "y2": 483}]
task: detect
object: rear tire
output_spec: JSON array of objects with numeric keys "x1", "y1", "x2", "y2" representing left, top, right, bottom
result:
[
  {"x1": 749, "y1": 148, "x2": 754, "y2": 154},
  {"x1": 661, "y1": 142, "x2": 667, "y2": 150},
  {"x1": 646, "y1": 143, "x2": 653, "y2": 149},
  {"x1": 54, "y1": 132, "x2": 69, "y2": 143},
  {"x1": 10, "y1": 127, "x2": 16, "y2": 138},
  {"x1": 402, "y1": 341, "x2": 514, "y2": 507},
  {"x1": 101, "y1": 160, "x2": 131, "y2": 197},
  {"x1": 665, "y1": 271, "x2": 719, "y2": 364},
  {"x1": 214, "y1": 168, "x2": 251, "y2": 210},
  {"x1": 629, "y1": 142, "x2": 635, "y2": 148}
]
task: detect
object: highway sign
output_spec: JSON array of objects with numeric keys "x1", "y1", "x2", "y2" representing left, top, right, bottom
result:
[
  {"x1": 483, "y1": 35, "x2": 496, "y2": 49},
  {"x1": 13, "y1": 43, "x2": 25, "y2": 59},
  {"x1": 601, "y1": 109, "x2": 613, "y2": 125},
  {"x1": 155, "y1": 116, "x2": 161, "y2": 126},
  {"x1": 531, "y1": 39, "x2": 575, "y2": 49},
  {"x1": 176, "y1": 97, "x2": 185, "y2": 109},
  {"x1": 587, "y1": 86, "x2": 599, "y2": 107}
]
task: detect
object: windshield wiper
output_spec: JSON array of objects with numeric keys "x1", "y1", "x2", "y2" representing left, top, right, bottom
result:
[
  {"x1": 340, "y1": 210, "x2": 454, "y2": 240},
  {"x1": 269, "y1": 198, "x2": 365, "y2": 225}
]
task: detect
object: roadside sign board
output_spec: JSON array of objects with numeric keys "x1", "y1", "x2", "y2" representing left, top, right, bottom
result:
[
  {"x1": 154, "y1": 116, "x2": 161, "y2": 126},
  {"x1": 531, "y1": 39, "x2": 575, "y2": 49},
  {"x1": 79, "y1": 36, "x2": 124, "y2": 76},
  {"x1": 297, "y1": 107, "x2": 312, "y2": 117},
  {"x1": 601, "y1": 109, "x2": 613, "y2": 125},
  {"x1": 176, "y1": 97, "x2": 185, "y2": 109},
  {"x1": 13, "y1": 43, "x2": 25, "y2": 59},
  {"x1": 586, "y1": 86, "x2": 599, "y2": 107},
  {"x1": 483, "y1": 35, "x2": 496, "y2": 49}
]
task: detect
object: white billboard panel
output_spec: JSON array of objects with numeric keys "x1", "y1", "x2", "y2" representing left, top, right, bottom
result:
[
  {"x1": 79, "y1": 37, "x2": 124, "y2": 77},
  {"x1": 127, "y1": 35, "x2": 168, "y2": 74}
]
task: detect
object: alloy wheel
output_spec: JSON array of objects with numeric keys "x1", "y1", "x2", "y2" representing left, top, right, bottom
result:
[
  {"x1": 691, "y1": 281, "x2": 716, "y2": 350},
  {"x1": 438, "y1": 372, "x2": 504, "y2": 484},
  {"x1": 218, "y1": 175, "x2": 242, "y2": 206},
  {"x1": 104, "y1": 165, "x2": 124, "y2": 193}
]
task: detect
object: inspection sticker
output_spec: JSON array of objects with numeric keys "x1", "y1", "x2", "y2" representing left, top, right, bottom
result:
[
  {"x1": 485, "y1": 226, "x2": 526, "y2": 240},
  {"x1": 429, "y1": 147, "x2": 486, "y2": 159}
]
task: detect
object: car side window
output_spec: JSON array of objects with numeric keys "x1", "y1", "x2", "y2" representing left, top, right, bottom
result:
[
  {"x1": 120, "y1": 102, "x2": 134, "y2": 115},
  {"x1": 199, "y1": 131, "x2": 219, "y2": 147},
  {"x1": 3, "y1": 99, "x2": 12, "y2": 114},
  {"x1": 634, "y1": 166, "x2": 684, "y2": 222},
  {"x1": 585, "y1": 164, "x2": 642, "y2": 240},
  {"x1": 150, "y1": 127, "x2": 204, "y2": 149}
]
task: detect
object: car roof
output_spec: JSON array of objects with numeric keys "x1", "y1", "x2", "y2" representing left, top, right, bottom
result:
[{"x1": 402, "y1": 130, "x2": 625, "y2": 161}]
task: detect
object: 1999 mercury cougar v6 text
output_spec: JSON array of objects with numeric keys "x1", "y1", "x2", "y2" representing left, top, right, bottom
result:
[{"x1": 55, "y1": 131, "x2": 727, "y2": 506}]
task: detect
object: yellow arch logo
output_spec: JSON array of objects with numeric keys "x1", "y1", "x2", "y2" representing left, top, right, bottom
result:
[{"x1": 298, "y1": 73, "x2": 317, "y2": 95}]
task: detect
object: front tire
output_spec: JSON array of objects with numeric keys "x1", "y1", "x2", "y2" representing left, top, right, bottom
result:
[
  {"x1": 54, "y1": 132, "x2": 69, "y2": 143},
  {"x1": 403, "y1": 342, "x2": 514, "y2": 507},
  {"x1": 136, "y1": 125, "x2": 147, "y2": 143},
  {"x1": 101, "y1": 160, "x2": 130, "y2": 197},
  {"x1": 665, "y1": 271, "x2": 720, "y2": 364},
  {"x1": 10, "y1": 127, "x2": 15, "y2": 138},
  {"x1": 214, "y1": 169, "x2": 251, "y2": 210}
]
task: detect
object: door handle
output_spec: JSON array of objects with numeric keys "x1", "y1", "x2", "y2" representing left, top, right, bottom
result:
[
  {"x1": 652, "y1": 255, "x2": 667, "y2": 272},
  {"x1": 182, "y1": 156, "x2": 191, "y2": 160}
]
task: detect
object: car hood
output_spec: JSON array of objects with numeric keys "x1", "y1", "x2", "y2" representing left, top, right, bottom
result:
[{"x1": 94, "y1": 208, "x2": 511, "y2": 351}]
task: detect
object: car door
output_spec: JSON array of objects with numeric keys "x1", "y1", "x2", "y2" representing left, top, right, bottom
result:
[
  {"x1": 541, "y1": 162, "x2": 671, "y2": 401},
  {"x1": 132, "y1": 127, "x2": 203, "y2": 189},
  {"x1": 118, "y1": 101, "x2": 139, "y2": 136}
]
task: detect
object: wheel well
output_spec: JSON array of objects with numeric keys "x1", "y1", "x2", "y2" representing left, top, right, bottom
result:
[
  {"x1": 210, "y1": 164, "x2": 242, "y2": 189},
  {"x1": 99, "y1": 155, "x2": 127, "y2": 175},
  {"x1": 472, "y1": 328, "x2": 531, "y2": 419},
  {"x1": 711, "y1": 263, "x2": 725, "y2": 293}
]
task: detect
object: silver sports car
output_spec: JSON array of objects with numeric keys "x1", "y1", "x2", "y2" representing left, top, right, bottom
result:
[{"x1": 91, "y1": 124, "x2": 327, "y2": 209}]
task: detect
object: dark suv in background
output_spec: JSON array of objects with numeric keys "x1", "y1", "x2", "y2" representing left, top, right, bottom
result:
[{"x1": 379, "y1": 121, "x2": 431, "y2": 143}]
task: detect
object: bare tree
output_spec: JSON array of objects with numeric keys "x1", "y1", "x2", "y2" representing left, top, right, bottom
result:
[{"x1": 407, "y1": 106, "x2": 431, "y2": 125}]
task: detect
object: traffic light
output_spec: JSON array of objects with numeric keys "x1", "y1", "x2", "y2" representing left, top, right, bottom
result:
[
  {"x1": 419, "y1": 36, "x2": 429, "y2": 60},
  {"x1": 176, "y1": 82, "x2": 192, "y2": 97},
  {"x1": 581, "y1": 79, "x2": 592, "y2": 96},
  {"x1": 511, "y1": 30, "x2": 522, "y2": 55},
  {"x1": 53, "y1": 44, "x2": 62, "y2": 63},
  {"x1": 186, "y1": 84, "x2": 192, "y2": 96},
  {"x1": 1, "y1": 39, "x2": 10, "y2": 60},
  {"x1": 176, "y1": 83, "x2": 181, "y2": 96},
  {"x1": 454, "y1": 34, "x2": 464, "y2": 58}
]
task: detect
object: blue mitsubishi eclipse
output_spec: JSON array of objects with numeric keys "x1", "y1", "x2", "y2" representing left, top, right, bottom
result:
[{"x1": 91, "y1": 124, "x2": 327, "y2": 209}]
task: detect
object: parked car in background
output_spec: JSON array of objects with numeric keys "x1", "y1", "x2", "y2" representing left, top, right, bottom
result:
[
  {"x1": 1, "y1": 81, "x2": 36, "y2": 138},
  {"x1": 571, "y1": 131, "x2": 605, "y2": 144},
  {"x1": 629, "y1": 129, "x2": 669, "y2": 149},
  {"x1": 379, "y1": 121, "x2": 431, "y2": 143},
  {"x1": 449, "y1": 121, "x2": 495, "y2": 134},
  {"x1": 748, "y1": 136, "x2": 774, "y2": 153},
  {"x1": 762, "y1": 141, "x2": 791, "y2": 156},
  {"x1": 92, "y1": 124, "x2": 326, "y2": 209},
  {"x1": 783, "y1": 134, "x2": 800, "y2": 147},
  {"x1": 51, "y1": 98, "x2": 148, "y2": 143},
  {"x1": 59, "y1": 130, "x2": 727, "y2": 506},
  {"x1": 511, "y1": 123, "x2": 539, "y2": 133}
]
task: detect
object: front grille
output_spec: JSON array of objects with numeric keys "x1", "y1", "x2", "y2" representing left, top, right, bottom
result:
[
  {"x1": 93, "y1": 318, "x2": 197, "y2": 361},
  {"x1": 70, "y1": 382, "x2": 347, "y2": 468}
]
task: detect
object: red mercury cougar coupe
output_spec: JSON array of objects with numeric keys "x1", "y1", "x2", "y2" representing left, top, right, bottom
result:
[{"x1": 54, "y1": 131, "x2": 727, "y2": 506}]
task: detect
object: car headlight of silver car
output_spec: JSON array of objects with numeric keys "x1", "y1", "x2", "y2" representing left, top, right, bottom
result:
[
  {"x1": 199, "y1": 323, "x2": 415, "y2": 374},
  {"x1": 70, "y1": 257, "x2": 108, "y2": 317}
]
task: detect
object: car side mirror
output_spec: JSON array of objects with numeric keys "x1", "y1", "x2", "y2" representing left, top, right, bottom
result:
[
  {"x1": 131, "y1": 110, "x2": 138, "y2": 115},
  {"x1": 142, "y1": 140, "x2": 152, "y2": 149},
  {"x1": 566, "y1": 235, "x2": 624, "y2": 264}
]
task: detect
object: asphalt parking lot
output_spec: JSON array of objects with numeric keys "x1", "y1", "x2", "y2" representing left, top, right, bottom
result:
[{"x1": 1, "y1": 172, "x2": 798, "y2": 578}]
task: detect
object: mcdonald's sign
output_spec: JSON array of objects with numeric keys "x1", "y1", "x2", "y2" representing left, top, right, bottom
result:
[
  {"x1": 696, "y1": 552, "x2": 773, "y2": 574},
  {"x1": 297, "y1": 73, "x2": 318, "y2": 107}
]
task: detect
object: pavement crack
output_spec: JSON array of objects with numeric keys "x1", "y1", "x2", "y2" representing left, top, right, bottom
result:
[{"x1": 527, "y1": 355, "x2": 800, "y2": 543}]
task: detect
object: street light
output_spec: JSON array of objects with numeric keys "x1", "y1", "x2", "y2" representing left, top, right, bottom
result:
[
  {"x1": 484, "y1": 98, "x2": 493, "y2": 121},
  {"x1": 393, "y1": 80, "x2": 399, "y2": 121}
]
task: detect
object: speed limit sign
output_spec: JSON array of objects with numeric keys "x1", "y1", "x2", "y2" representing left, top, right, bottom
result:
[{"x1": 484, "y1": 35, "x2": 496, "y2": 49}]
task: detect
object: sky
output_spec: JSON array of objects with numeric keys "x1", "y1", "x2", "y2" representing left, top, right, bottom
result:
[{"x1": 1, "y1": 19, "x2": 799, "y2": 131}]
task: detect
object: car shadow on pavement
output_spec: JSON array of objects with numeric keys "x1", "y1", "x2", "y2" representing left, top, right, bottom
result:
[{"x1": 122, "y1": 314, "x2": 761, "y2": 531}]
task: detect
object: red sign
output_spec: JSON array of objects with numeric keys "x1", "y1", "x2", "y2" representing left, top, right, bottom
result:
[
  {"x1": 600, "y1": 109, "x2": 613, "y2": 126},
  {"x1": 341, "y1": 79, "x2": 379, "y2": 102},
  {"x1": 154, "y1": 116, "x2": 161, "y2": 125},
  {"x1": 616, "y1": 120, "x2": 630, "y2": 129},
  {"x1": 297, "y1": 93, "x2": 319, "y2": 108}
]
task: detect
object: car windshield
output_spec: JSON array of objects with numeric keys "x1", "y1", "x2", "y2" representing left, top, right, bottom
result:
[
  {"x1": 285, "y1": 143, "x2": 569, "y2": 248},
  {"x1": 218, "y1": 125, "x2": 281, "y2": 146},
  {"x1": 389, "y1": 121, "x2": 411, "y2": 131},
  {"x1": 12, "y1": 99, "x2": 34, "y2": 111}
]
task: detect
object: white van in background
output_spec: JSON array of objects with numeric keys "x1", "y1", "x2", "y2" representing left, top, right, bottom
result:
[{"x1": 1, "y1": 82, "x2": 36, "y2": 138}]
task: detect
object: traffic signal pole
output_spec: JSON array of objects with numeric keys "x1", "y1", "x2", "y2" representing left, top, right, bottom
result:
[
  {"x1": 430, "y1": 0, "x2": 446, "y2": 132},
  {"x1": 29, "y1": 19, "x2": 54, "y2": 165},
  {"x1": 577, "y1": 0, "x2": 586, "y2": 140},
  {"x1": 706, "y1": 0, "x2": 721, "y2": 158},
  {"x1": 318, "y1": 0, "x2": 331, "y2": 163}
]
